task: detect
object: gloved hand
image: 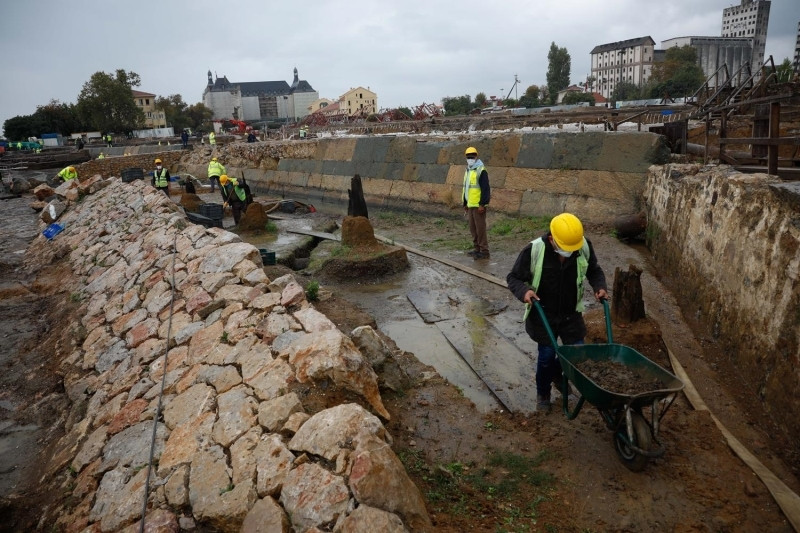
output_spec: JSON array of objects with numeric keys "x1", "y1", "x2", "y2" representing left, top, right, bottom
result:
[{"x1": 223, "y1": 202, "x2": 229, "y2": 208}]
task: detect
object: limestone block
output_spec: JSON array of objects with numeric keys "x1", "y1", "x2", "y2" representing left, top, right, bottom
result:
[
  {"x1": 257, "y1": 393, "x2": 305, "y2": 432},
  {"x1": 241, "y1": 497, "x2": 291, "y2": 533},
  {"x1": 255, "y1": 434, "x2": 296, "y2": 497},
  {"x1": 280, "y1": 462, "x2": 350, "y2": 532}
]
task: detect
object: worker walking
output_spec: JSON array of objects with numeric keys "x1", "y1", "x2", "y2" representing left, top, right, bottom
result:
[
  {"x1": 506, "y1": 213, "x2": 608, "y2": 412},
  {"x1": 55, "y1": 166, "x2": 78, "y2": 183},
  {"x1": 152, "y1": 158, "x2": 171, "y2": 197},
  {"x1": 207, "y1": 156, "x2": 225, "y2": 192},
  {"x1": 462, "y1": 146, "x2": 491, "y2": 260},
  {"x1": 219, "y1": 175, "x2": 247, "y2": 225}
]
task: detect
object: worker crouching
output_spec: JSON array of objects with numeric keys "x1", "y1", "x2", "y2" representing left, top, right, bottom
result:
[{"x1": 219, "y1": 175, "x2": 247, "y2": 225}]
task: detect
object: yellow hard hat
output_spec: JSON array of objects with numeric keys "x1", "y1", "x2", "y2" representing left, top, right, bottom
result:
[
  {"x1": 465, "y1": 146, "x2": 478, "y2": 156},
  {"x1": 550, "y1": 213, "x2": 585, "y2": 252},
  {"x1": 154, "y1": 158, "x2": 162, "y2": 164},
  {"x1": 219, "y1": 175, "x2": 229, "y2": 185},
  {"x1": 211, "y1": 157, "x2": 218, "y2": 162},
  {"x1": 68, "y1": 166, "x2": 75, "y2": 172}
]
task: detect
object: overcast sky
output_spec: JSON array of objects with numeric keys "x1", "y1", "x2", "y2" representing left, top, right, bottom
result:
[{"x1": 1, "y1": 0, "x2": 798, "y2": 136}]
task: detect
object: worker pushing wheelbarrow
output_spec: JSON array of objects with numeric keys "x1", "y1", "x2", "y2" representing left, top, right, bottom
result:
[{"x1": 533, "y1": 299, "x2": 684, "y2": 471}]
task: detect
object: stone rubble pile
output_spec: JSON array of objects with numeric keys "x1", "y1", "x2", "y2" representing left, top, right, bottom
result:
[{"x1": 29, "y1": 177, "x2": 431, "y2": 532}]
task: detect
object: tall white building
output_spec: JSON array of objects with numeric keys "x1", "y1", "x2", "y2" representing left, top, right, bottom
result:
[
  {"x1": 721, "y1": 0, "x2": 771, "y2": 71},
  {"x1": 794, "y1": 21, "x2": 800, "y2": 74},
  {"x1": 662, "y1": 37, "x2": 752, "y2": 86},
  {"x1": 590, "y1": 36, "x2": 657, "y2": 100}
]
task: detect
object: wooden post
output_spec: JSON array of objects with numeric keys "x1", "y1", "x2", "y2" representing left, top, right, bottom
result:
[
  {"x1": 611, "y1": 264, "x2": 646, "y2": 324},
  {"x1": 768, "y1": 101, "x2": 780, "y2": 176},
  {"x1": 347, "y1": 174, "x2": 369, "y2": 218},
  {"x1": 704, "y1": 116, "x2": 710, "y2": 164},
  {"x1": 720, "y1": 112, "x2": 727, "y2": 163}
]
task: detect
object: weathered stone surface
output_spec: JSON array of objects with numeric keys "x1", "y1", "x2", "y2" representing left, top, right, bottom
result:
[
  {"x1": 283, "y1": 329, "x2": 389, "y2": 419},
  {"x1": 190, "y1": 445, "x2": 257, "y2": 530},
  {"x1": 349, "y1": 434, "x2": 432, "y2": 532},
  {"x1": 267, "y1": 274, "x2": 297, "y2": 294},
  {"x1": 215, "y1": 284, "x2": 256, "y2": 304},
  {"x1": 230, "y1": 427, "x2": 263, "y2": 486},
  {"x1": 350, "y1": 325, "x2": 390, "y2": 370},
  {"x1": 255, "y1": 313, "x2": 302, "y2": 343},
  {"x1": 293, "y1": 307, "x2": 337, "y2": 333},
  {"x1": 99, "y1": 421, "x2": 167, "y2": 472},
  {"x1": 199, "y1": 242, "x2": 261, "y2": 274},
  {"x1": 165, "y1": 464, "x2": 190, "y2": 507},
  {"x1": 280, "y1": 462, "x2": 350, "y2": 532},
  {"x1": 250, "y1": 292, "x2": 281, "y2": 311},
  {"x1": 95, "y1": 340, "x2": 131, "y2": 374},
  {"x1": 72, "y1": 425, "x2": 108, "y2": 473},
  {"x1": 241, "y1": 496, "x2": 291, "y2": 533},
  {"x1": 41, "y1": 198, "x2": 67, "y2": 223},
  {"x1": 187, "y1": 320, "x2": 225, "y2": 365},
  {"x1": 33, "y1": 183, "x2": 56, "y2": 200},
  {"x1": 125, "y1": 317, "x2": 160, "y2": 348},
  {"x1": 238, "y1": 343, "x2": 274, "y2": 381},
  {"x1": 289, "y1": 404, "x2": 389, "y2": 461},
  {"x1": 255, "y1": 434, "x2": 296, "y2": 497},
  {"x1": 198, "y1": 364, "x2": 242, "y2": 393},
  {"x1": 257, "y1": 392, "x2": 304, "y2": 432},
  {"x1": 118, "y1": 508, "x2": 179, "y2": 533},
  {"x1": 107, "y1": 398, "x2": 150, "y2": 435},
  {"x1": 333, "y1": 505, "x2": 408, "y2": 533},
  {"x1": 162, "y1": 383, "x2": 215, "y2": 430},
  {"x1": 89, "y1": 467, "x2": 149, "y2": 532},
  {"x1": 281, "y1": 412, "x2": 310, "y2": 436},
  {"x1": 245, "y1": 358, "x2": 295, "y2": 401},
  {"x1": 212, "y1": 385, "x2": 258, "y2": 448},
  {"x1": 92, "y1": 392, "x2": 128, "y2": 428},
  {"x1": 280, "y1": 281, "x2": 306, "y2": 307},
  {"x1": 158, "y1": 411, "x2": 215, "y2": 476}
]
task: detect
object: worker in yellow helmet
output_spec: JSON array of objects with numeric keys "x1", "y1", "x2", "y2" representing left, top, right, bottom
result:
[
  {"x1": 462, "y1": 146, "x2": 491, "y2": 260},
  {"x1": 152, "y1": 158, "x2": 171, "y2": 197},
  {"x1": 506, "y1": 212, "x2": 608, "y2": 413},
  {"x1": 207, "y1": 156, "x2": 226, "y2": 192},
  {"x1": 219, "y1": 175, "x2": 247, "y2": 225},
  {"x1": 55, "y1": 166, "x2": 78, "y2": 183}
]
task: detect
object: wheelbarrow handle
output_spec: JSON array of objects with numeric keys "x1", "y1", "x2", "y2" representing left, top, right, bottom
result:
[
  {"x1": 602, "y1": 298, "x2": 613, "y2": 344},
  {"x1": 532, "y1": 301, "x2": 559, "y2": 348}
]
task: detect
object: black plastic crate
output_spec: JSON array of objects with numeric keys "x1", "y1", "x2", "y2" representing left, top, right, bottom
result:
[
  {"x1": 199, "y1": 203, "x2": 224, "y2": 220},
  {"x1": 121, "y1": 167, "x2": 144, "y2": 183}
]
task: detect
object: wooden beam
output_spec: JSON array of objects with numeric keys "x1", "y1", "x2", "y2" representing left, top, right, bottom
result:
[
  {"x1": 768, "y1": 102, "x2": 780, "y2": 175},
  {"x1": 719, "y1": 137, "x2": 800, "y2": 146}
]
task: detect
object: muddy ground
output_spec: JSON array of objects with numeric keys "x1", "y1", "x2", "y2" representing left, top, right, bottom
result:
[{"x1": 1, "y1": 178, "x2": 798, "y2": 532}]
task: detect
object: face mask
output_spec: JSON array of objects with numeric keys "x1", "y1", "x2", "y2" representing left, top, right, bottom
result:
[
  {"x1": 156, "y1": 165, "x2": 162, "y2": 170},
  {"x1": 466, "y1": 158, "x2": 477, "y2": 167},
  {"x1": 555, "y1": 248, "x2": 572, "y2": 258}
]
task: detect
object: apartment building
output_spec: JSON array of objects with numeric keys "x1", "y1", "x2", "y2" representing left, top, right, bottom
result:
[
  {"x1": 721, "y1": 0, "x2": 771, "y2": 70},
  {"x1": 131, "y1": 90, "x2": 166, "y2": 129},
  {"x1": 590, "y1": 36, "x2": 657, "y2": 100},
  {"x1": 338, "y1": 87, "x2": 378, "y2": 116}
]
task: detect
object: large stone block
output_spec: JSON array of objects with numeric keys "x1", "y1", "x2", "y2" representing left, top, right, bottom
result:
[
  {"x1": 489, "y1": 188, "x2": 523, "y2": 215},
  {"x1": 413, "y1": 141, "x2": 445, "y2": 165},
  {"x1": 517, "y1": 134, "x2": 555, "y2": 168},
  {"x1": 489, "y1": 136, "x2": 521, "y2": 167},
  {"x1": 353, "y1": 137, "x2": 390, "y2": 162},
  {"x1": 416, "y1": 164, "x2": 449, "y2": 185},
  {"x1": 598, "y1": 132, "x2": 670, "y2": 172},
  {"x1": 386, "y1": 137, "x2": 416, "y2": 162},
  {"x1": 519, "y1": 191, "x2": 568, "y2": 218}
]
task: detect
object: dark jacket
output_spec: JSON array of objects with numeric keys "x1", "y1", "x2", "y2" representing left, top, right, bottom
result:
[{"x1": 506, "y1": 232, "x2": 607, "y2": 346}]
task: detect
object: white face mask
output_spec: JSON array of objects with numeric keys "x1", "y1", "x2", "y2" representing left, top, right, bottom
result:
[
  {"x1": 552, "y1": 240, "x2": 573, "y2": 257},
  {"x1": 466, "y1": 157, "x2": 477, "y2": 167},
  {"x1": 156, "y1": 165, "x2": 162, "y2": 170}
]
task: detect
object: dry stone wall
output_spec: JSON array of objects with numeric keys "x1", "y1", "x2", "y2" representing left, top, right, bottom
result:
[
  {"x1": 644, "y1": 164, "x2": 800, "y2": 438},
  {"x1": 176, "y1": 132, "x2": 670, "y2": 224},
  {"x1": 29, "y1": 178, "x2": 431, "y2": 531}
]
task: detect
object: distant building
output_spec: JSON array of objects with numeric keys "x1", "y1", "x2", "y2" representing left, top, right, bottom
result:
[
  {"x1": 339, "y1": 87, "x2": 378, "y2": 116},
  {"x1": 721, "y1": 0, "x2": 770, "y2": 70},
  {"x1": 202, "y1": 67, "x2": 318, "y2": 123},
  {"x1": 132, "y1": 90, "x2": 166, "y2": 129},
  {"x1": 794, "y1": 21, "x2": 800, "y2": 74},
  {"x1": 307, "y1": 98, "x2": 335, "y2": 114},
  {"x1": 590, "y1": 36, "x2": 657, "y2": 100},
  {"x1": 556, "y1": 85, "x2": 584, "y2": 104},
  {"x1": 662, "y1": 36, "x2": 753, "y2": 86}
]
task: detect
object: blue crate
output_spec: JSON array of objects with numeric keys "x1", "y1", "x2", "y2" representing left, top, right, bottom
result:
[{"x1": 42, "y1": 223, "x2": 64, "y2": 240}]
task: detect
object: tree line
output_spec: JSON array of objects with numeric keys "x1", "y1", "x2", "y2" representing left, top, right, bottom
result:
[{"x1": 3, "y1": 69, "x2": 212, "y2": 141}]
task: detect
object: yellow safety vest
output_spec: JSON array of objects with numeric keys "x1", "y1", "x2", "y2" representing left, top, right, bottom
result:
[
  {"x1": 462, "y1": 164, "x2": 485, "y2": 207},
  {"x1": 209, "y1": 132, "x2": 216, "y2": 145},
  {"x1": 523, "y1": 237, "x2": 591, "y2": 320},
  {"x1": 207, "y1": 161, "x2": 225, "y2": 177},
  {"x1": 58, "y1": 168, "x2": 77, "y2": 181},
  {"x1": 154, "y1": 168, "x2": 169, "y2": 188}
]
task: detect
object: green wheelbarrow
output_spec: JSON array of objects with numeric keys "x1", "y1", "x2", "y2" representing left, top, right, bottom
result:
[{"x1": 533, "y1": 300, "x2": 684, "y2": 471}]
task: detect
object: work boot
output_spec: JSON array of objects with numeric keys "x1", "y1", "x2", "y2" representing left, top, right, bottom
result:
[
  {"x1": 473, "y1": 251, "x2": 490, "y2": 260},
  {"x1": 466, "y1": 249, "x2": 480, "y2": 257},
  {"x1": 537, "y1": 394, "x2": 551, "y2": 413}
]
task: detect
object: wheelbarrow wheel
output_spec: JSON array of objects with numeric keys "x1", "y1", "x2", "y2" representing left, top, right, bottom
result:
[{"x1": 613, "y1": 412, "x2": 651, "y2": 472}]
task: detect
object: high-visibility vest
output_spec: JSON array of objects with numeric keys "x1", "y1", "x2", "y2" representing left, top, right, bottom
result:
[
  {"x1": 58, "y1": 167, "x2": 77, "y2": 181},
  {"x1": 523, "y1": 237, "x2": 591, "y2": 320},
  {"x1": 209, "y1": 132, "x2": 216, "y2": 145},
  {"x1": 462, "y1": 164, "x2": 485, "y2": 207},
  {"x1": 207, "y1": 161, "x2": 225, "y2": 177},
  {"x1": 154, "y1": 168, "x2": 169, "y2": 188},
  {"x1": 224, "y1": 181, "x2": 247, "y2": 202}
]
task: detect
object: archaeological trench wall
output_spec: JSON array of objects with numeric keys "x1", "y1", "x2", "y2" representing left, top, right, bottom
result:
[
  {"x1": 179, "y1": 131, "x2": 671, "y2": 223},
  {"x1": 644, "y1": 165, "x2": 800, "y2": 439}
]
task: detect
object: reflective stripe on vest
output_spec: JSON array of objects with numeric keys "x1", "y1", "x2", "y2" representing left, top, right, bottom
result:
[
  {"x1": 462, "y1": 164, "x2": 485, "y2": 207},
  {"x1": 523, "y1": 237, "x2": 590, "y2": 320},
  {"x1": 154, "y1": 168, "x2": 168, "y2": 188}
]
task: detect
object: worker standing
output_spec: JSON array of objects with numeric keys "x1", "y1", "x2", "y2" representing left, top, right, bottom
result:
[
  {"x1": 152, "y1": 158, "x2": 171, "y2": 197},
  {"x1": 207, "y1": 156, "x2": 225, "y2": 192},
  {"x1": 181, "y1": 130, "x2": 189, "y2": 149},
  {"x1": 208, "y1": 131, "x2": 216, "y2": 147},
  {"x1": 462, "y1": 146, "x2": 491, "y2": 260},
  {"x1": 219, "y1": 175, "x2": 247, "y2": 225},
  {"x1": 55, "y1": 166, "x2": 78, "y2": 183},
  {"x1": 105, "y1": 133, "x2": 113, "y2": 147}
]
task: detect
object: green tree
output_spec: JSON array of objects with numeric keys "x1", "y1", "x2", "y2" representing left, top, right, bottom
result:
[
  {"x1": 546, "y1": 42, "x2": 571, "y2": 104},
  {"x1": 475, "y1": 92, "x2": 488, "y2": 108},
  {"x1": 184, "y1": 102, "x2": 213, "y2": 131},
  {"x1": 397, "y1": 107, "x2": 413, "y2": 119},
  {"x1": 775, "y1": 57, "x2": 793, "y2": 83},
  {"x1": 647, "y1": 46, "x2": 705, "y2": 99},
  {"x1": 76, "y1": 69, "x2": 145, "y2": 133},
  {"x1": 518, "y1": 85, "x2": 541, "y2": 108},
  {"x1": 2, "y1": 115, "x2": 43, "y2": 141},
  {"x1": 562, "y1": 92, "x2": 595, "y2": 105},
  {"x1": 611, "y1": 81, "x2": 642, "y2": 102},
  {"x1": 442, "y1": 95, "x2": 474, "y2": 116},
  {"x1": 35, "y1": 100, "x2": 83, "y2": 134},
  {"x1": 155, "y1": 94, "x2": 190, "y2": 131}
]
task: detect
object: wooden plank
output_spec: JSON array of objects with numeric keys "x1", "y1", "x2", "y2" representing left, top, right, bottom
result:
[
  {"x1": 286, "y1": 228, "x2": 341, "y2": 241},
  {"x1": 768, "y1": 102, "x2": 780, "y2": 176},
  {"x1": 719, "y1": 137, "x2": 800, "y2": 146}
]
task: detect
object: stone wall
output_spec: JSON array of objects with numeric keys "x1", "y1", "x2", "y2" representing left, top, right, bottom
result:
[
  {"x1": 28, "y1": 178, "x2": 431, "y2": 531},
  {"x1": 644, "y1": 164, "x2": 800, "y2": 438},
  {"x1": 177, "y1": 132, "x2": 670, "y2": 223},
  {"x1": 77, "y1": 150, "x2": 185, "y2": 181}
]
